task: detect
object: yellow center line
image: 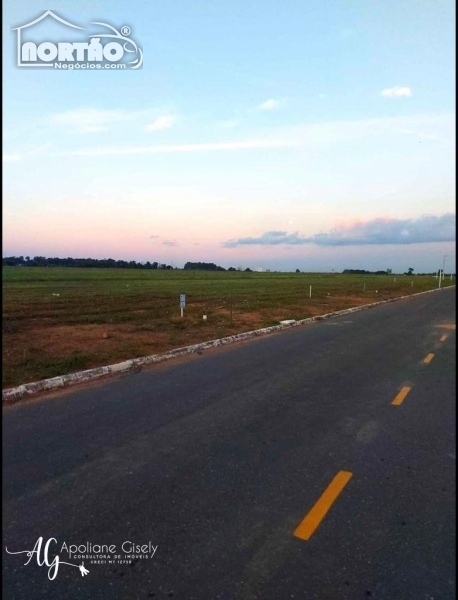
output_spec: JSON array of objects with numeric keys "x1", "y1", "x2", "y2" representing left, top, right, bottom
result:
[
  {"x1": 293, "y1": 471, "x2": 353, "y2": 541},
  {"x1": 391, "y1": 386, "x2": 411, "y2": 406},
  {"x1": 423, "y1": 353, "x2": 435, "y2": 364},
  {"x1": 440, "y1": 334, "x2": 448, "y2": 342}
]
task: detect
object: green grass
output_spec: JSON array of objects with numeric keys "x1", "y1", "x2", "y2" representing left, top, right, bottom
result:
[{"x1": 2, "y1": 267, "x2": 454, "y2": 388}]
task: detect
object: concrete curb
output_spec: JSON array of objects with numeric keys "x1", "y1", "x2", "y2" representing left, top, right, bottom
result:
[{"x1": 3, "y1": 286, "x2": 454, "y2": 404}]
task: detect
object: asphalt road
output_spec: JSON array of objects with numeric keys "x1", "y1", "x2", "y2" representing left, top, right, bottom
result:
[{"x1": 3, "y1": 288, "x2": 456, "y2": 600}]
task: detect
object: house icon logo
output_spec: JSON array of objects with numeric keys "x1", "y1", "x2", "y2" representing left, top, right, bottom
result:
[{"x1": 12, "y1": 10, "x2": 143, "y2": 70}]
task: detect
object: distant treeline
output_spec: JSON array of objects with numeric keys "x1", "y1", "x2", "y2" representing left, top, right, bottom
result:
[
  {"x1": 2, "y1": 256, "x2": 174, "y2": 269},
  {"x1": 2, "y1": 256, "x2": 253, "y2": 272},
  {"x1": 184, "y1": 262, "x2": 253, "y2": 272},
  {"x1": 2, "y1": 257, "x2": 448, "y2": 275},
  {"x1": 342, "y1": 269, "x2": 445, "y2": 276},
  {"x1": 342, "y1": 269, "x2": 391, "y2": 275},
  {"x1": 184, "y1": 261, "x2": 225, "y2": 271}
]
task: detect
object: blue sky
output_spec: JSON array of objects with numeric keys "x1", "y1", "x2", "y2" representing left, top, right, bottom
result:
[{"x1": 3, "y1": 0, "x2": 456, "y2": 272}]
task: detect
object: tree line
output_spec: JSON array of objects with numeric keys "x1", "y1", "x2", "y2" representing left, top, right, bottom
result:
[
  {"x1": 4, "y1": 257, "x2": 447, "y2": 276},
  {"x1": 2, "y1": 256, "x2": 174, "y2": 269},
  {"x1": 183, "y1": 262, "x2": 252, "y2": 272},
  {"x1": 2, "y1": 257, "x2": 253, "y2": 271},
  {"x1": 342, "y1": 268, "x2": 449, "y2": 276},
  {"x1": 342, "y1": 269, "x2": 392, "y2": 275}
]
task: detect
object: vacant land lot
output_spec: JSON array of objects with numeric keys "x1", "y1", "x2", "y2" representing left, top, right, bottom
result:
[{"x1": 2, "y1": 267, "x2": 453, "y2": 388}]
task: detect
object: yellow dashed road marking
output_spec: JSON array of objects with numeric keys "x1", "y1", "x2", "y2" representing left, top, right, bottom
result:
[
  {"x1": 293, "y1": 471, "x2": 353, "y2": 541},
  {"x1": 423, "y1": 353, "x2": 435, "y2": 364},
  {"x1": 440, "y1": 334, "x2": 448, "y2": 342},
  {"x1": 391, "y1": 386, "x2": 412, "y2": 406}
]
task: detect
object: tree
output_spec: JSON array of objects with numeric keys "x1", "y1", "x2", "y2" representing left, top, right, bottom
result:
[
  {"x1": 1, "y1": 255, "x2": 170, "y2": 270},
  {"x1": 387, "y1": 268, "x2": 392, "y2": 274},
  {"x1": 295, "y1": 269, "x2": 300, "y2": 273},
  {"x1": 407, "y1": 267, "x2": 414, "y2": 275},
  {"x1": 183, "y1": 262, "x2": 225, "y2": 271}
]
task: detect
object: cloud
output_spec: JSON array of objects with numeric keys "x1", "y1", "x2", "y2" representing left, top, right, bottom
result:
[
  {"x1": 65, "y1": 138, "x2": 294, "y2": 157},
  {"x1": 224, "y1": 214, "x2": 456, "y2": 247},
  {"x1": 163, "y1": 240, "x2": 177, "y2": 246},
  {"x1": 3, "y1": 154, "x2": 21, "y2": 162},
  {"x1": 381, "y1": 86, "x2": 412, "y2": 97},
  {"x1": 50, "y1": 108, "x2": 134, "y2": 133},
  {"x1": 150, "y1": 235, "x2": 159, "y2": 239},
  {"x1": 259, "y1": 99, "x2": 280, "y2": 110},
  {"x1": 225, "y1": 231, "x2": 302, "y2": 247},
  {"x1": 2, "y1": 144, "x2": 52, "y2": 163},
  {"x1": 398, "y1": 128, "x2": 438, "y2": 140},
  {"x1": 146, "y1": 115, "x2": 176, "y2": 131},
  {"x1": 50, "y1": 108, "x2": 176, "y2": 133},
  {"x1": 51, "y1": 112, "x2": 453, "y2": 158}
]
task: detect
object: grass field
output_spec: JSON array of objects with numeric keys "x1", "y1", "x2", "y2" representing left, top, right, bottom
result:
[{"x1": 2, "y1": 267, "x2": 454, "y2": 389}]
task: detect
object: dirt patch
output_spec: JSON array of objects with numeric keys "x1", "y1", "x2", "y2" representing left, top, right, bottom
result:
[
  {"x1": 3, "y1": 268, "x2": 450, "y2": 389},
  {"x1": 1, "y1": 300, "x2": 366, "y2": 388},
  {"x1": 4, "y1": 325, "x2": 165, "y2": 359}
]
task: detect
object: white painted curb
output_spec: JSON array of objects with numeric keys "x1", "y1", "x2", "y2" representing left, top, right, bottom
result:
[{"x1": 3, "y1": 286, "x2": 454, "y2": 404}]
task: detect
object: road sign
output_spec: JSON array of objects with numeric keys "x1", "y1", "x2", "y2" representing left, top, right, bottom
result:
[{"x1": 180, "y1": 294, "x2": 186, "y2": 308}]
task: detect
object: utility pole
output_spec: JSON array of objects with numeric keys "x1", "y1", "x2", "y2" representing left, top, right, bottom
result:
[{"x1": 439, "y1": 255, "x2": 449, "y2": 288}]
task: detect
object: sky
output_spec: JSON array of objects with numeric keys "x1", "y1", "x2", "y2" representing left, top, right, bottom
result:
[{"x1": 3, "y1": 0, "x2": 456, "y2": 273}]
